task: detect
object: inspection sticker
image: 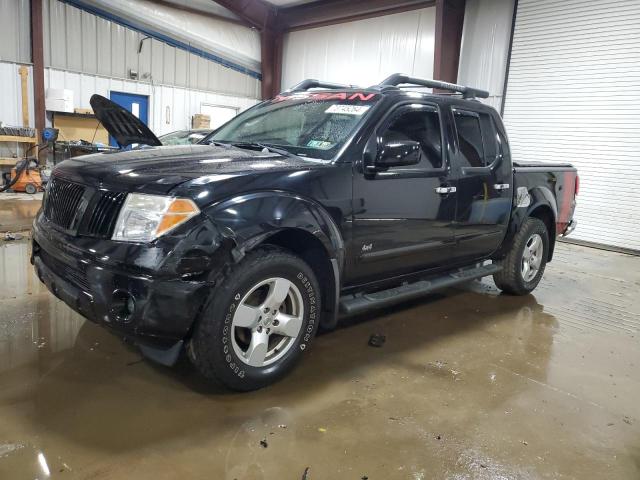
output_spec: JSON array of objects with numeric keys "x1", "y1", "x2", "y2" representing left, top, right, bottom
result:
[
  {"x1": 325, "y1": 104, "x2": 371, "y2": 115},
  {"x1": 307, "y1": 140, "x2": 334, "y2": 149}
]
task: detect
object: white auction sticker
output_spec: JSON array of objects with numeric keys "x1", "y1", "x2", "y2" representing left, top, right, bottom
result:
[{"x1": 325, "y1": 104, "x2": 371, "y2": 115}]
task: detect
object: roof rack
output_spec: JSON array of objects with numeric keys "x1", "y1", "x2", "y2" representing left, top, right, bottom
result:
[
  {"x1": 377, "y1": 73, "x2": 489, "y2": 99},
  {"x1": 285, "y1": 79, "x2": 360, "y2": 93}
]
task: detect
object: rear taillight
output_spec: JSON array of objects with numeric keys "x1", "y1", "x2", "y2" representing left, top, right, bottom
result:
[{"x1": 574, "y1": 175, "x2": 580, "y2": 197}]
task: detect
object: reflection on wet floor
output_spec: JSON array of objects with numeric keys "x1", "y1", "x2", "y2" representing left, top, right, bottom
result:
[
  {"x1": 0, "y1": 238, "x2": 639, "y2": 479},
  {"x1": 0, "y1": 193, "x2": 42, "y2": 232}
]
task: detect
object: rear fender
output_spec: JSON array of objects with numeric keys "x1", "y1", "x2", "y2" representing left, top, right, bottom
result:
[{"x1": 495, "y1": 185, "x2": 558, "y2": 261}]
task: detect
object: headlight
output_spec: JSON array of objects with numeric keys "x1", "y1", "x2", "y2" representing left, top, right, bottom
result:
[{"x1": 112, "y1": 193, "x2": 200, "y2": 242}]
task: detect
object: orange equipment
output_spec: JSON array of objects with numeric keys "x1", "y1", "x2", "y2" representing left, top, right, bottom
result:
[{"x1": 9, "y1": 159, "x2": 43, "y2": 194}]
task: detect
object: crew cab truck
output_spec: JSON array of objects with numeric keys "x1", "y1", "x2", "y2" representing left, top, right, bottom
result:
[{"x1": 31, "y1": 74, "x2": 578, "y2": 391}]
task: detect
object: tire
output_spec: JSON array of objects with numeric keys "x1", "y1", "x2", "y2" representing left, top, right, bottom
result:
[
  {"x1": 493, "y1": 217, "x2": 549, "y2": 295},
  {"x1": 189, "y1": 246, "x2": 321, "y2": 391},
  {"x1": 25, "y1": 183, "x2": 37, "y2": 194}
]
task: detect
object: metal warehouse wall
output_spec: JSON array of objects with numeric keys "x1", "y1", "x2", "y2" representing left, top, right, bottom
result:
[
  {"x1": 457, "y1": 0, "x2": 515, "y2": 110},
  {"x1": 503, "y1": 0, "x2": 640, "y2": 251},
  {"x1": 281, "y1": 7, "x2": 436, "y2": 89},
  {"x1": 0, "y1": 63, "x2": 34, "y2": 128},
  {"x1": 0, "y1": 0, "x2": 32, "y2": 132},
  {"x1": 78, "y1": 0, "x2": 260, "y2": 74},
  {"x1": 44, "y1": 68, "x2": 258, "y2": 136},
  {"x1": 0, "y1": 0, "x2": 31, "y2": 64},
  {"x1": 42, "y1": 0, "x2": 260, "y2": 99}
]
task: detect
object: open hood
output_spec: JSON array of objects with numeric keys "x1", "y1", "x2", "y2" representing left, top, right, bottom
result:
[{"x1": 90, "y1": 94, "x2": 162, "y2": 148}]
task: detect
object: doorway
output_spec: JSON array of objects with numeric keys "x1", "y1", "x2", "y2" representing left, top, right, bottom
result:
[{"x1": 109, "y1": 91, "x2": 150, "y2": 147}]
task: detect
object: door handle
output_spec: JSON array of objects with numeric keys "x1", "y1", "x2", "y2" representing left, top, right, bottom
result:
[
  {"x1": 493, "y1": 183, "x2": 510, "y2": 190},
  {"x1": 435, "y1": 186, "x2": 457, "y2": 194}
]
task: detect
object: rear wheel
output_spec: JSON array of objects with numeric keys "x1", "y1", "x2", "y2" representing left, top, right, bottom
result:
[
  {"x1": 493, "y1": 217, "x2": 549, "y2": 295},
  {"x1": 189, "y1": 246, "x2": 320, "y2": 391},
  {"x1": 25, "y1": 183, "x2": 37, "y2": 194}
]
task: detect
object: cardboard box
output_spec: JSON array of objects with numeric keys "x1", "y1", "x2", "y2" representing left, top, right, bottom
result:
[
  {"x1": 45, "y1": 89, "x2": 74, "y2": 113},
  {"x1": 192, "y1": 114, "x2": 210, "y2": 129}
]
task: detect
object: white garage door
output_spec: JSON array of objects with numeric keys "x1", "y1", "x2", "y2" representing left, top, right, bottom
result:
[{"x1": 502, "y1": 0, "x2": 640, "y2": 251}]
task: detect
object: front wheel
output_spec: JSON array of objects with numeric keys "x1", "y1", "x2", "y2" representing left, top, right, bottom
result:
[
  {"x1": 189, "y1": 246, "x2": 321, "y2": 391},
  {"x1": 493, "y1": 217, "x2": 549, "y2": 295}
]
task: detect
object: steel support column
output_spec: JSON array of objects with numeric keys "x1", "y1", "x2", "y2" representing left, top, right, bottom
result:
[
  {"x1": 434, "y1": 0, "x2": 466, "y2": 83},
  {"x1": 31, "y1": 0, "x2": 45, "y2": 161}
]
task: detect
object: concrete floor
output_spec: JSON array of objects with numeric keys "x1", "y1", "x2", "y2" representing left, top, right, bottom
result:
[
  {"x1": 0, "y1": 193, "x2": 42, "y2": 232},
  {"x1": 0, "y1": 237, "x2": 639, "y2": 480}
]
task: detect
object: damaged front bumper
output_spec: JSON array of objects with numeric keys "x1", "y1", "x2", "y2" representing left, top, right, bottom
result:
[{"x1": 31, "y1": 214, "x2": 221, "y2": 365}]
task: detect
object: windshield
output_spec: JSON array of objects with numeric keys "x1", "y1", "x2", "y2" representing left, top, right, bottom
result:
[
  {"x1": 160, "y1": 130, "x2": 212, "y2": 145},
  {"x1": 207, "y1": 91, "x2": 380, "y2": 160}
]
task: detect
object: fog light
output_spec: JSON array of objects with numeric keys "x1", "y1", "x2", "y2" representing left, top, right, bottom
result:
[{"x1": 111, "y1": 290, "x2": 136, "y2": 323}]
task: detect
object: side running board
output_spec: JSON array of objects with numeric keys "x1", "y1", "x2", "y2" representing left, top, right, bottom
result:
[{"x1": 339, "y1": 263, "x2": 502, "y2": 316}]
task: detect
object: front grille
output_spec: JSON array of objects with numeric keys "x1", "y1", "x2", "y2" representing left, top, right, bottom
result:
[
  {"x1": 44, "y1": 176, "x2": 127, "y2": 239},
  {"x1": 44, "y1": 177, "x2": 85, "y2": 230},
  {"x1": 82, "y1": 191, "x2": 127, "y2": 237},
  {"x1": 39, "y1": 248, "x2": 90, "y2": 293}
]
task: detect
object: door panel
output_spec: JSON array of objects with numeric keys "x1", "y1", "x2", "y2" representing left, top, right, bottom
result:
[
  {"x1": 109, "y1": 91, "x2": 150, "y2": 147},
  {"x1": 452, "y1": 109, "x2": 512, "y2": 261},
  {"x1": 350, "y1": 104, "x2": 456, "y2": 284}
]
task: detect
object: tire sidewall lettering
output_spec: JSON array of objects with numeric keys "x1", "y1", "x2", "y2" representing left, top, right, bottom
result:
[{"x1": 221, "y1": 270, "x2": 317, "y2": 378}]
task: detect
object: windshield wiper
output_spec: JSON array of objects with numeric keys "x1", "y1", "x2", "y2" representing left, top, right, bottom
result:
[
  {"x1": 230, "y1": 142, "x2": 299, "y2": 159},
  {"x1": 206, "y1": 140, "x2": 233, "y2": 148}
]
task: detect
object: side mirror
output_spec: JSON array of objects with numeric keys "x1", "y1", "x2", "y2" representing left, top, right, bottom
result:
[{"x1": 376, "y1": 140, "x2": 421, "y2": 169}]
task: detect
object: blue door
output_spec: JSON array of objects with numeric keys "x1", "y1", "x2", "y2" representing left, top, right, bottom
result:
[{"x1": 109, "y1": 91, "x2": 150, "y2": 147}]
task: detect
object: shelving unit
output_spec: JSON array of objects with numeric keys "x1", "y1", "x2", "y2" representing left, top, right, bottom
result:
[{"x1": 0, "y1": 133, "x2": 38, "y2": 167}]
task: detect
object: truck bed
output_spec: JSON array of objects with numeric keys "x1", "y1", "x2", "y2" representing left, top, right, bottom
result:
[
  {"x1": 513, "y1": 160, "x2": 575, "y2": 170},
  {"x1": 513, "y1": 161, "x2": 578, "y2": 236}
]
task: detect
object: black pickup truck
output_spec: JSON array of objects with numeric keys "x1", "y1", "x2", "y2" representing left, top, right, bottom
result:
[{"x1": 32, "y1": 74, "x2": 578, "y2": 391}]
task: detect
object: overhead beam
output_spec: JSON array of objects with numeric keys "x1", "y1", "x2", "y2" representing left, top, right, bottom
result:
[
  {"x1": 213, "y1": 0, "x2": 275, "y2": 30},
  {"x1": 154, "y1": 0, "x2": 250, "y2": 27},
  {"x1": 31, "y1": 0, "x2": 45, "y2": 163},
  {"x1": 279, "y1": 0, "x2": 435, "y2": 31},
  {"x1": 433, "y1": 0, "x2": 466, "y2": 84}
]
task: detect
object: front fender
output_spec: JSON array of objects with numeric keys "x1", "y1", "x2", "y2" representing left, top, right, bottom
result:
[{"x1": 202, "y1": 191, "x2": 345, "y2": 268}]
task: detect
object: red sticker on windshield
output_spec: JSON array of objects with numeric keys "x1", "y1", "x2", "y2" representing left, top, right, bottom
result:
[{"x1": 273, "y1": 92, "x2": 377, "y2": 103}]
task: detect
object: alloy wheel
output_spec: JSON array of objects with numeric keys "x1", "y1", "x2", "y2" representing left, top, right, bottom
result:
[
  {"x1": 521, "y1": 233, "x2": 544, "y2": 282},
  {"x1": 231, "y1": 277, "x2": 304, "y2": 367}
]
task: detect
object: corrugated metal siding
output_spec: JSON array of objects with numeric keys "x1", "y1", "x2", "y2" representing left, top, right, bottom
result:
[
  {"x1": 44, "y1": 68, "x2": 259, "y2": 136},
  {"x1": 0, "y1": 62, "x2": 34, "y2": 159},
  {"x1": 0, "y1": 63, "x2": 34, "y2": 127},
  {"x1": 503, "y1": 0, "x2": 640, "y2": 251},
  {"x1": 0, "y1": 0, "x2": 31, "y2": 63},
  {"x1": 457, "y1": 0, "x2": 515, "y2": 110},
  {"x1": 281, "y1": 7, "x2": 436, "y2": 89},
  {"x1": 43, "y1": 0, "x2": 260, "y2": 99}
]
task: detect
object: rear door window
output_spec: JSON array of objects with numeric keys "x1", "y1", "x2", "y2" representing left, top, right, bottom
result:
[{"x1": 453, "y1": 110, "x2": 485, "y2": 167}]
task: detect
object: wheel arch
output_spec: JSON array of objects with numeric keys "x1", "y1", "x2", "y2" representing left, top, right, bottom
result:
[
  {"x1": 258, "y1": 228, "x2": 339, "y2": 330},
  {"x1": 497, "y1": 185, "x2": 558, "y2": 262},
  {"x1": 528, "y1": 204, "x2": 556, "y2": 261},
  {"x1": 202, "y1": 191, "x2": 344, "y2": 330}
]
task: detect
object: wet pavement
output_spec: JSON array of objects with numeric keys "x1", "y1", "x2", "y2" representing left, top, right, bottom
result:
[
  {"x1": 0, "y1": 238, "x2": 639, "y2": 479},
  {"x1": 0, "y1": 193, "x2": 42, "y2": 232}
]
